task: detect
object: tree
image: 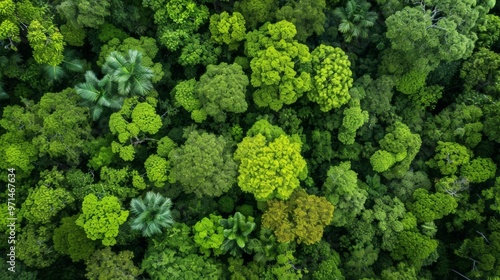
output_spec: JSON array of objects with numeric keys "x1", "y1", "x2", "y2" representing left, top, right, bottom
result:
[
  {"x1": 196, "y1": 63, "x2": 249, "y2": 122},
  {"x1": 460, "y1": 158, "x2": 497, "y2": 183},
  {"x1": 102, "y1": 50, "x2": 154, "y2": 97},
  {"x1": 144, "y1": 154, "x2": 172, "y2": 187},
  {"x1": 391, "y1": 230, "x2": 438, "y2": 267},
  {"x1": 234, "y1": 122, "x2": 307, "y2": 201},
  {"x1": 57, "y1": 0, "x2": 110, "y2": 29},
  {"x1": 85, "y1": 247, "x2": 140, "y2": 280},
  {"x1": 141, "y1": 223, "x2": 224, "y2": 279},
  {"x1": 53, "y1": 215, "x2": 97, "y2": 262},
  {"x1": 17, "y1": 224, "x2": 59, "y2": 268},
  {"x1": 0, "y1": 88, "x2": 92, "y2": 167},
  {"x1": 76, "y1": 194, "x2": 129, "y2": 246},
  {"x1": 21, "y1": 185, "x2": 74, "y2": 224},
  {"x1": 220, "y1": 212, "x2": 256, "y2": 256},
  {"x1": 27, "y1": 20, "x2": 64, "y2": 66},
  {"x1": 75, "y1": 71, "x2": 122, "y2": 121},
  {"x1": 309, "y1": 44, "x2": 354, "y2": 112},
  {"x1": 209, "y1": 12, "x2": 246, "y2": 50},
  {"x1": 475, "y1": 14, "x2": 500, "y2": 48},
  {"x1": 427, "y1": 141, "x2": 471, "y2": 175},
  {"x1": 193, "y1": 214, "x2": 224, "y2": 257},
  {"x1": 370, "y1": 121, "x2": 422, "y2": 179},
  {"x1": 129, "y1": 192, "x2": 174, "y2": 237},
  {"x1": 460, "y1": 47, "x2": 500, "y2": 96},
  {"x1": 234, "y1": 0, "x2": 277, "y2": 30},
  {"x1": 338, "y1": 99, "x2": 369, "y2": 144},
  {"x1": 333, "y1": 0, "x2": 377, "y2": 43},
  {"x1": 323, "y1": 161, "x2": 367, "y2": 227},
  {"x1": 409, "y1": 188, "x2": 457, "y2": 223},
  {"x1": 246, "y1": 20, "x2": 312, "y2": 111},
  {"x1": 169, "y1": 130, "x2": 238, "y2": 197},
  {"x1": 276, "y1": 0, "x2": 327, "y2": 42},
  {"x1": 262, "y1": 189, "x2": 334, "y2": 245}
]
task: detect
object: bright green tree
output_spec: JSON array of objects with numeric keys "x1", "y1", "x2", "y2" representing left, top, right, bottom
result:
[
  {"x1": 246, "y1": 20, "x2": 312, "y2": 111},
  {"x1": 262, "y1": 189, "x2": 334, "y2": 245},
  {"x1": 409, "y1": 188, "x2": 458, "y2": 223},
  {"x1": 427, "y1": 141, "x2": 472, "y2": 175},
  {"x1": 85, "y1": 247, "x2": 140, "y2": 280},
  {"x1": 460, "y1": 158, "x2": 497, "y2": 183},
  {"x1": 234, "y1": 0, "x2": 277, "y2": 29},
  {"x1": 129, "y1": 192, "x2": 174, "y2": 237},
  {"x1": 144, "y1": 154, "x2": 172, "y2": 187},
  {"x1": 76, "y1": 194, "x2": 129, "y2": 246},
  {"x1": 209, "y1": 12, "x2": 246, "y2": 50},
  {"x1": 193, "y1": 214, "x2": 224, "y2": 257},
  {"x1": 234, "y1": 124, "x2": 307, "y2": 201},
  {"x1": 169, "y1": 130, "x2": 238, "y2": 197},
  {"x1": 27, "y1": 20, "x2": 64, "y2": 66},
  {"x1": 309, "y1": 44, "x2": 353, "y2": 112}
]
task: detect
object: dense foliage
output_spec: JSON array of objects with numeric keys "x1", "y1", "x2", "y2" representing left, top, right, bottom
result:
[{"x1": 1, "y1": 0, "x2": 499, "y2": 279}]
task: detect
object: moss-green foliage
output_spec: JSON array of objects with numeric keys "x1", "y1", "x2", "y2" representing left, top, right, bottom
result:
[
  {"x1": 220, "y1": 212, "x2": 256, "y2": 256},
  {"x1": 196, "y1": 63, "x2": 249, "y2": 122},
  {"x1": 276, "y1": 0, "x2": 326, "y2": 42},
  {"x1": 17, "y1": 225, "x2": 59, "y2": 268},
  {"x1": 21, "y1": 185, "x2": 74, "y2": 224},
  {"x1": 142, "y1": 223, "x2": 224, "y2": 279},
  {"x1": 170, "y1": 130, "x2": 237, "y2": 197},
  {"x1": 53, "y1": 215, "x2": 97, "y2": 262},
  {"x1": 76, "y1": 194, "x2": 129, "y2": 246},
  {"x1": 409, "y1": 188, "x2": 458, "y2": 223},
  {"x1": 309, "y1": 44, "x2": 353, "y2": 112},
  {"x1": 262, "y1": 189, "x2": 334, "y2": 245},
  {"x1": 338, "y1": 99, "x2": 369, "y2": 144},
  {"x1": 85, "y1": 247, "x2": 140, "y2": 280},
  {"x1": 234, "y1": 123, "x2": 307, "y2": 201},
  {"x1": 323, "y1": 161, "x2": 367, "y2": 227}
]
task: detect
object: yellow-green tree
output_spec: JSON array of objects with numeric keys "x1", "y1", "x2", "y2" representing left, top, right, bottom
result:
[
  {"x1": 262, "y1": 189, "x2": 334, "y2": 245},
  {"x1": 234, "y1": 120, "x2": 307, "y2": 201}
]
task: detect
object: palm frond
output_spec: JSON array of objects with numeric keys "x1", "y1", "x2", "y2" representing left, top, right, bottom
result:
[
  {"x1": 43, "y1": 64, "x2": 66, "y2": 82},
  {"x1": 64, "y1": 58, "x2": 85, "y2": 73}
]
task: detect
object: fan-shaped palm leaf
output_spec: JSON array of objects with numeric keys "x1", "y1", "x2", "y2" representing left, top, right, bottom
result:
[{"x1": 129, "y1": 192, "x2": 174, "y2": 237}]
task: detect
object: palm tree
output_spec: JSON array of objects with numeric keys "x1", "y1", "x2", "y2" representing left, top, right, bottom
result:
[
  {"x1": 220, "y1": 212, "x2": 256, "y2": 256},
  {"x1": 75, "y1": 70, "x2": 122, "y2": 120},
  {"x1": 334, "y1": 0, "x2": 378, "y2": 43},
  {"x1": 102, "y1": 50, "x2": 154, "y2": 97},
  {"x1": 130, "y1": 192, "x2": 174, "y2": 237}
]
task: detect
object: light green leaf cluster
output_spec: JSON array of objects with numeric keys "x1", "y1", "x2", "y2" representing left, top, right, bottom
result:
[
  {"x1": 460, "y1": 158, "x2": 497, "y2": 183},
  {"x1": 157, "y1": 136, "x2": 177, "y2": 157},
  {"x1": 76, "y1": 194, "x2": 129, "y2": 246},
  {"x1": 427, "y1": 141, "x2": 471, "y2": 175},
  {"x1": 193, "y1": 214, "x2": 224, "y2": 257},
  {"x1": 21, "y1": 186, "x2": 74, "y2": 224},
  {"x1": 247, "y1": 20, "x2": 312, "y2": 111},
  {"x1": 27, "y1": 20, "x2": 64, "y2": 66},
  {"x1": 309, "y1": 44, "x2": 353, "y2": 112},
  {"x1": 174, "y1": 79, "x2": 201, "y2": 112},
  {"x1": 234, "y1": 131, "x2": 307, "y2": 201},
  {"x1": 144, "y1": 154, "x2": 171, "y2": 187},
  {"x1": 53, "y1": 215, "x2": 97, "y2": 262},
  {"x1": 209, "y1": 12, "x2": 246, "y2": 50}
]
